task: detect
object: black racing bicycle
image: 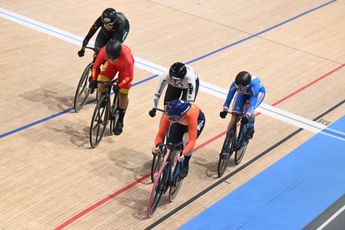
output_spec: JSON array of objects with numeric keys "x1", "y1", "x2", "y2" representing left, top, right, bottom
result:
[
  {"x1": 89, "y1": 79, "x2": 119, "y2": 148},
  {"x1": 218, "y1": 112, "x2": 249, "y2": 177},
  {"x1": 149, "y1": 108, "x2": 168, "y2": 183},
  {"x1": 73, "y1": 47, "x2": 99, "y2": 112},
  {"x1": 147, "y1": 142, "x2": 184, "y2": 218}
]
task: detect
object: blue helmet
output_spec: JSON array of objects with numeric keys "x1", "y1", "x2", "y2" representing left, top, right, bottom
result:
[{"x1": 165, "y1": 99, "x2": 191, "y2": 120}]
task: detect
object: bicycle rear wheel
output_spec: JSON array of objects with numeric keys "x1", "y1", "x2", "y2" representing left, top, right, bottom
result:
[
  {"x1": 150, "y1": 145, "x2": 167, "y2": 183},
  {"x1": 217, "y1": 129, "x2": 235, "y2": 177},
  {"x1": 168, "y1": 161, "x2": 183, "y2": 202},
  {"x1": 89, "y1": 94, "x2": 110, "y2": 148},
  {"x1": 74, "y1": 62, "x2": 92, "y2": 112},
  {"x1": 109, "y1": 92, "x2": 119, "y2": 135},
  {"x1": 147, "y1": 162, "x2": 169, "y2": 218}
]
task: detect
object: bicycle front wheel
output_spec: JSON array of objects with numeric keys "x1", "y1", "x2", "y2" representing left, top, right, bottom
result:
[
  {"x1": 147, "y1": 162, "x2": 169, "y2": 218},
  {"x1": 217, "y1": 130, "x2": 235, "y2": 177},
  {"x1": 168, "y1": 162, "x2": 184, "y2": 202},
  {"x1": 74, "y1": 62, "x2": 92, "y2": 112},
  {"x1": 150, "y1": 146, "x2": 167, "y2": 183},
  {"x1": 89, "y1": 94, "x2": 110, "y2": 148}
]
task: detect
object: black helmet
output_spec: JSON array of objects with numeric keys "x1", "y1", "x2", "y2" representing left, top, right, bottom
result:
[
  {"x1": 235, "y1": 71, "x2": 251, "y2": 86},
  {"x1": 105, "y1": 39, "x2": 122, "y2": 60},
  {"x1": 169, "y1": 62, "x2": 187, "y2": 80},
  {"x1": 101, "y1": 8, "x2": 117, "y2": 24}
]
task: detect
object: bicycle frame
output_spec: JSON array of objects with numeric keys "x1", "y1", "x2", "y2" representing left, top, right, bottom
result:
[
  {"x1": 218, "y1": 112, "x2": 248, "y2": 176},
  {"x1": 233, "y1": 114, "x2": 248, "y2": 150},
  {"x1": 163, "y1": 143, "x2": 183, "y2": 187}
]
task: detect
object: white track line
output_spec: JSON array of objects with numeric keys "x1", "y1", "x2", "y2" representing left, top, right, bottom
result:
[
  {"x1": 1, "y1": 7, "x2": 345, "y2": 141},
  {"x1": 316, "y1": 204, "x2": 345, "y2": 230},
  {"x1": 0, "y1": 8, "x2": 164, "y2": 74}
]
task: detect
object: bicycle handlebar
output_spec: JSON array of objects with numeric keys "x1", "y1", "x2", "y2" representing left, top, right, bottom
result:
[
  {"x1": 85, "y1": 46, "x2": 101, "y2": 52},
  {"x1": 98, "y1": 78, "x2": 118, "y2": 86},
  {"x1": 155, "y1": 108, "x2": 165, "y2": 114},
  {"x1": 160, "y1": 142, "x2": 183, "y2": 151}
]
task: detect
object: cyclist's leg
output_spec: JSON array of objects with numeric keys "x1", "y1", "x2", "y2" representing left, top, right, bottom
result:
[
  {"x1": 181, "y1": 132, "x2": 191, "y2": 176},
  {"x1": 113, "y1": 77, "x2": 132, "y2": 135},
  {"x1": 180, "y1": 111, "x2": 205, "y2": 178},
  {"x1": 113, "y1": 89, "x2": 129, "y2": 135},
  {"x1": 96, "y1": 62, "x2": 115, "y2": 106},
  {"x1": 168, "y1": 123, "x2": 188, "y2": 178},
  {"x1": 243, "y1": 91, "x2": 266, "y2": 141},
  {"x1": 228, "y1": 92, "x2": 246, "y2": 130}
]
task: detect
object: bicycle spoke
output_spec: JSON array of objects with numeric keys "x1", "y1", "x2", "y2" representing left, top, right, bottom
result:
[
  {"x1": 74, "y1": 63, "x2": 92, "y2": 112},
  {"x1": 147, "y1": 162, "x2": 168, "y2": 217}
]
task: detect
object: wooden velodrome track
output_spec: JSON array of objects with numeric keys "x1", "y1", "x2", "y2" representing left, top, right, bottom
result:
[{"x1": 1, "y1": 0, "x2": 345, "y2": 229}]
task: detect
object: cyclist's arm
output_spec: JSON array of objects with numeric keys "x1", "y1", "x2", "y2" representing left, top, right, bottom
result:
[
  {"x1": 82, "y1": 17, "x2": 102, "y2": 48},
  {"x1": 154, "y1": 115, "x2": 170, "y2": 145},
  {"x1": 117, "y1": 64, "x2": 134, "y2": 88},
  {"x1": 247, "y1": 84, "x2": 261, "y2": 116},
  {"x1": 117, "y1": 46, "x2": 134, "y2": 88},
  {"x1": 152, "y1": 73, "x2": 169, "y2": 108},
  {"x1": 223, "y1": 82, "x2": 237, "y2": 110},
  {"x1": 185, "y1": 72, "x2": 198, "y2": 102},
  {"x1": 111, "y1": 13, "x2": 128, "y2": 42},
  {"x1": 91, "y1": 47, "x2": 106, "y2": 81},
  {"x1": 182, "y1": 108, "x2": 199, "y2": 155}
]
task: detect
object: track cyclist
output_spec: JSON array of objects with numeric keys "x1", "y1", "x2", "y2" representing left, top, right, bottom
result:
[
  {"x1": 220, "y1": 71, "x2": 266, "y2": 145},
  {"x1": 152, "y1": 99, "x2": 205, "y2": 179}
]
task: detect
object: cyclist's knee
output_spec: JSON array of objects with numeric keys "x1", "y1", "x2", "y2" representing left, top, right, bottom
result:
[
  {"x1": 97, "y1": 83, "x2": 106, "y2": 93},
  {"x1": 245, "y1": 127, "x2": 255, "y2": 139}
]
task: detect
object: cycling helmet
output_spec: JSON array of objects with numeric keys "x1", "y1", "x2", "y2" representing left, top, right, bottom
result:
[
  {"x1": 105, "y1": 39, "x2": 122, "y2": 60},
  {"x1": 101, "y1": 8, "x2": 117, "y2": 24},
  {"x1": 169, "y1": 62, "x2": 187, "y2": 81},
  {"x1": 235, "y1": 71, "x2": 251, "y2": 87},
  {"x1": 165, "y1": 99, "x2": 191, "y2": 120}
]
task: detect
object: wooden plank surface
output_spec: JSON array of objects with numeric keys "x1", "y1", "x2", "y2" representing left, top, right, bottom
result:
[{"x1": 0, "y1": 0, "x2": 344, "y2": 229}]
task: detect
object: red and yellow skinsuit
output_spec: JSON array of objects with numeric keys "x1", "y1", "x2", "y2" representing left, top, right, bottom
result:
[{"x1": 92, "y1": 44, "x2": 134, "y2": 94}]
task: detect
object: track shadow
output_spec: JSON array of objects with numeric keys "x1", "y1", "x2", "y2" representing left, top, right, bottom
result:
[
  {"x1": 108, "y1": 147, "x2": 152, "y2": 185},
  {"x1": 115, "y1": 185, "x2": 174, "y2": 221},
  {"x1": 44, "y1": 119, "x2": 91, "y2": 148},
  {"x1": 192, "y1": 148, "x2": 220, "y2": 179},
  {"x1": 20, "y1": 83, "x2": 76, "y2": 112}
]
